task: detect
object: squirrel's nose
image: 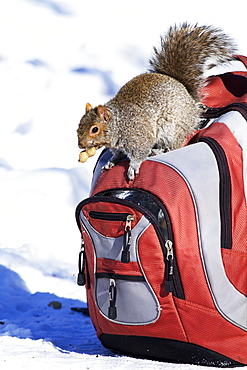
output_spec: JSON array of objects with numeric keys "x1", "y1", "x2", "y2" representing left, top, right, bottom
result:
[
  {"x1": 86, "y1": 140, "x2": 93, "y2": 147},
  {"x1": 78, "y1": 140, "x2": 93, "y2": 149}
]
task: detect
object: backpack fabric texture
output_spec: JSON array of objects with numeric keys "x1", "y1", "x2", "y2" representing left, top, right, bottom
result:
[{"x1": 75, "y1": 55, "x2": 247, "y2": 367}]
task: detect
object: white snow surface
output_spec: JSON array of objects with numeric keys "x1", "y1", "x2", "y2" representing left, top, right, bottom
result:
[{"x1": 0, "y1": 1, "x2": 246, "y2": 369}]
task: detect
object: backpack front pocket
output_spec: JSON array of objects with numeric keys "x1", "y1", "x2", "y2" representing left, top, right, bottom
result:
[
  {"x1": 95, "y1": 272, "x2": 160, "y2": 324},
  {"x1": 78, "y1": 199, "x2": 161, "y2": 325}
]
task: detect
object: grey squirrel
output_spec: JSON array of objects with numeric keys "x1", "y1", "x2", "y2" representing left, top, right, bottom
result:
[{"x1": 77, "y1": 23, "x2": 237, "y2": 180}]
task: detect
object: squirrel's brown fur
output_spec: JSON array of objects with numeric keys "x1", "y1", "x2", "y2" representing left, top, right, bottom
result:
[{"x1": 77, "y1": 23, "x2": 237, "y2": 180}]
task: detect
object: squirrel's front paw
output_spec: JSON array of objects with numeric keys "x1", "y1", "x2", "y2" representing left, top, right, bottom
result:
[
  {"x1": 103, "y1": 161, "x2": 115, "y2": 171},
  {"x1": 150, "y1": 148, "x2": 166, "y2": 156}
]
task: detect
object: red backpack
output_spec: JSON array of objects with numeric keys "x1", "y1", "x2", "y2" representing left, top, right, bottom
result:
[{"x1": 76, "y1": 56, "x2": 247, "y2": 367}]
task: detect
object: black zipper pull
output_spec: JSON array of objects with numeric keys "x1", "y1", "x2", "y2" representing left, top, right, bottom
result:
[
  {"x1": 165, "y1": 240, "x2": 174, "y2": 293},
  {"x1": 121, "y1": 215, "x2": 134, "y2": 263},
  {"x1": 77, "y1": 239, "x2": 86, "y2": 286},
  {"x1": 108, "y1": 278, "x2": 117, "y2": 319}
]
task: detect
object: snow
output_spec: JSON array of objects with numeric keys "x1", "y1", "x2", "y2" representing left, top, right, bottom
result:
[{"x1": 0, "y1": 0, "x2": 246, "y2": 368}]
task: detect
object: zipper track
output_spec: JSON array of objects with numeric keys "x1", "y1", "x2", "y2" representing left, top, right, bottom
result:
[
  {"x1": 89, "y1": 211, "x2": 131, "y2": 221},
  {"x1": 96, "y1": 272, "x2": 145, "y2": 282},
  {"x1": 199, "y1": 137, "x2": 232, "y2": 249},
  {"x1": 87, "y1": 190, "x2": 185, "y2": 299}
]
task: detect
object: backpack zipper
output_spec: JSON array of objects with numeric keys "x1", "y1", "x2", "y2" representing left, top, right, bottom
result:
[
  {"x1": 122, "y1": 215, "x2": 134, "y2": 263},
  {"x1": 198, "y1": 137, "x2": 232, "y2": 249},
  {"x1": 77, "y1": 238, "x2": 86, "y2": 286},
  {"x1": 77, "y1": 237, "x2": 90, "y2": 288},
  {"x1": 108, "y1": 278, "x2": 117, "y2": 320},
  {"x1": 164, "y1": 240, "x2": 174, "y2": 293},
  {"x1": 88, "y1": 210, "x2": 135, "y2": 264}
]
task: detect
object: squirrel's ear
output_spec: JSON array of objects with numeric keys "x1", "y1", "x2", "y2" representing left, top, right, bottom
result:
[
  {"x1": 85, "y1": 103, "x2": 93, "y2": 112},
  {"x1": 97, "y1": 105, "x2": 110, "y2": 122}
]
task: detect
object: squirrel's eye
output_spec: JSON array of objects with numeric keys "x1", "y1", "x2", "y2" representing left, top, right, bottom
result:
[
  {"x1": 92, "y1": 127, "x2": 98, "y2": 133},
  {"x1": 90, "y1": 125, "x2": 99, "y2": 135}
]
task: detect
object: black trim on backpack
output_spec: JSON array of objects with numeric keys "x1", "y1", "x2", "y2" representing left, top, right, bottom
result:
[
  {"x1": 100, "y1": 334, "x2": 244, "y2": 367},
  {"x1": 219, "y1": 73, "x2": 247, "y2": 98},
  {"x1": 198, "y1": 137, "x2": 232, "y2": 250},
  {"x1": 202, "y1": 102, "x2": 247, "y2": 121}
]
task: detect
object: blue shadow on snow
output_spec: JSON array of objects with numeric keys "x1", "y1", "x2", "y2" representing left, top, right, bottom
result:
[
  {"x1": 27, "y1": 0, "x2": 72, "y2": 16},
  {"x1": 0, "y1": 265, "x2": 114, "y2": 356},
  {"x1": 71, "y1": 67, "x2": 118, "y2": 97}
]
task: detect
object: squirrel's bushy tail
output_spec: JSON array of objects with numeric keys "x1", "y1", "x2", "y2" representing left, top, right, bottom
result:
[{"x1": 149, "y1": 23, "x2": 237, "y2": 100}]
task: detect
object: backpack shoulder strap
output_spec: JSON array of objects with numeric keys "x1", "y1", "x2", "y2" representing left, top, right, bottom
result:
[{"x1": 202, "y1": 102, "x2": 247, "y2": 121}]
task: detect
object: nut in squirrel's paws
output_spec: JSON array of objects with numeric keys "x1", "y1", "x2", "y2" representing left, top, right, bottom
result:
[{"x1": 78, "y1": 147, "x2": 97, "y2": 163}]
